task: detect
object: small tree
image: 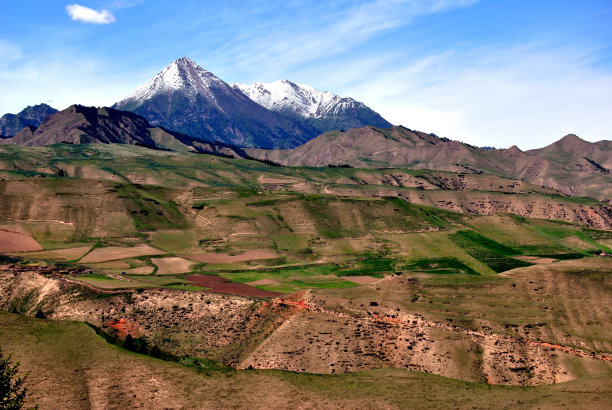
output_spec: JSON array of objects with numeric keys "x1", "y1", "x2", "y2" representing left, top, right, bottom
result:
[{"x1": 0, "y1": 348, "x2": 29, "y2": 410}]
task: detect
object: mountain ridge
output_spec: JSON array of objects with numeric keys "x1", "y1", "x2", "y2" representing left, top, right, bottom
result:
[
  {"x1": 0, "y1": 103, "x2": 58, "y2": 137},
  {"x1": 0, "y1": 104, "x2": 248, "y2": 158},
  {"x1": 233, "y1": 79, "x2": 392, "y2": 133},
  {"x1": 527, "y1": 133, "x2": 612, "y2": 169},
  {"x1": 246, "y1": 126, "x2": 612, "y2": 201}
]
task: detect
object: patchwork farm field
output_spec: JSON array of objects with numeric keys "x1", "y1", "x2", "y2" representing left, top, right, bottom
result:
[{"x1": 0, "y1": 144, "x2": 611, "y2": 407}]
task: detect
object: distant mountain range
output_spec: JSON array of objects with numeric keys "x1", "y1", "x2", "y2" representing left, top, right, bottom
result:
[
  {"x1": 233, "y1": 80, "x2": 391, "y2": 135},
  {"x1": 0, "y1": 103, "x2": 58, "y2": 137},
  {"x1": 1, "y1": 57, "x2": 610, "y2": 202},
  {"x1": 113, "y1": 57, "x2": 390, "y2": 149},
  {"x1": 246, "y1": 126, "x2": 612, "y2": 200},
  {"x1": 0, "y1": 104, "x2": 246, "y2": 158},
  {"x1": 2, "y1": 104, "x2": 610, "y2": 200}
]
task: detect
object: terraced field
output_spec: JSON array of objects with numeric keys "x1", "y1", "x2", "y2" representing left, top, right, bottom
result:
[{"x1": 0, "y1": 143, "x2": 611, "y2": 407}]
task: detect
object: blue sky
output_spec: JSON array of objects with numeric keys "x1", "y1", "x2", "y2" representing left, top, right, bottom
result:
[{"x1": 1, "y1": 0, "x2": 611, "y2": 149}]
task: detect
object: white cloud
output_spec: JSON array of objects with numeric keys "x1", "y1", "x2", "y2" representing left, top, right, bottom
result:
[{"x1": 66, "y1": 4, "x2": 116, "y2": 24}]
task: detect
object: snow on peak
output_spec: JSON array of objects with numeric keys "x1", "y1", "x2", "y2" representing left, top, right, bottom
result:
[
  {"x1": 233, "y1": 80, "x2": 358, "y2": 118},
  {"x1": 117, "y1": 57, "x2": 227, "y2": 105}
]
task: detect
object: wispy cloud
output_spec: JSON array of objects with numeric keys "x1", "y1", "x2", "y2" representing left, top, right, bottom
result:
[
  {"x1": 206, "y1": 0, "x2": 480, "y2": 79},
  {"x1": 111, "y1": 0, "x2": 144, "y2": 10},
  {"x1": 340, "y1": 43, "x2": 612, "y2": 149},
  {"x1": 66, "y1": 4, "x2": 116, "y2": 24}
]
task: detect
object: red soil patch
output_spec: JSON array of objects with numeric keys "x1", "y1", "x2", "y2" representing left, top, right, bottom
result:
[
  {"x1": 0, "y1": 225, "x2": 43, "y2": 252},
  {"x1": 186, "y1": 275, "x2": 281, "y2": 298},
  {"x1": 107, "y1": 318, "x2": 144, "y2": 339},
  {"x1": 181, "y1": 250, "x2": 277, "y2": 264}
]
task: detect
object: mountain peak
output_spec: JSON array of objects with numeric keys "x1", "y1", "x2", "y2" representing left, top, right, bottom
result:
[
  {"x1": 234, "y1": 80, "x2": 365, "y2": 118},
  {"x1": 174, "y1": 56, "x2": 196, "y2": 65},
  {"x1": 114, "y1": 58, "x2": 390, "y2": 148},
  {"x1": 116, "y1": 57, "x2": 224, "y2": 106},
  {"x1": 233, "y1": 79, "x2": 391, "y2": 134},
  {"x1": 0, "y1": 103, "x2": 59, "y2": 137},
  {"x1": 505, "y1": 145, "x2": 523, "y2": 157},
  {"x1": 549, "y1": 134, "x2": 593, "y2": 151},
  {"x1": 558, "y1": 134, "x2": 584, "y2": 143}
]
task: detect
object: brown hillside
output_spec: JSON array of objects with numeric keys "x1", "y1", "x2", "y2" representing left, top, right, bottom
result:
[
  {"x1": 247, "y1": 127, "x2": 612, "y2": 200},
  {"x1": 528, "y1": 134, "x2": 612, "y2": 169}
]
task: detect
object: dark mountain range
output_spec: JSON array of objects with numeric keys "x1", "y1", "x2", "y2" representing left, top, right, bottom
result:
[
  {"x1": 113, "y1": 57, "x2": 318, "y2": 149},
  {"x1": 0, "y1": 104, "x2": 247, "y2": 158},
  {"x1": 0, "y1": 103, "x2": 58, "y2": 137}
]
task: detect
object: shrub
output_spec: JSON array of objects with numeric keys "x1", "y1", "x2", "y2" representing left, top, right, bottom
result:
[{"x1": 0, "y1": 348, "x2": 32, "y2": 409}]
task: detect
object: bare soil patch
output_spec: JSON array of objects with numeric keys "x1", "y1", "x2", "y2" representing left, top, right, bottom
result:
[
  {"x1": 246, "y1": 279, "x2": 281, "y2": 286},
  {"x1": 80, "y1": 245, "x2": 165, "y2": 263},
  {"x1": 186, "y1": 274, "x2": 281, "y2": 298},
  {"x1": 151, "y1": 257, "x2": 195, "y2": 274},
  {"x1": 598, "y1": 239, "x2": 612, "y2": 249},
  {"x1": 182, "y1": 250, "x2": 277, "y2": 264},
  {"x1": 10, "y1": 245, "x2": 92, "y2": 261},
  {"x1": 107, "y1": 318, "x2": 145, "y2": 339},
  {"x1": 343, "y1": 276, "x2": 380, "y2": 285},
  {"x1": 125, "y1": 266, "x2": 155, "y2": 275},
  {"x1": 0, "y1": 225, "x2": 43, "y2": 252},
  {"x1": 260, "y1": 174, "x2": 299, "y2": 184}
]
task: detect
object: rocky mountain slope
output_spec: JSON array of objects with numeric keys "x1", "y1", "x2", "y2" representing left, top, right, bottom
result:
[
  {"x1": 0, "y1": 104, "x2": 246, "y2": 158},
  {"x1": 0, "y1": 103, "x2": 58, "y2": 137},
  {"x1": 247, "y1": 126, "x2": 612, "y2": 201},
  {"x1": 114, "y1": 58, "x2": 317, "y2": 149},
  {"x1": 233, "y1": 80, "x2": 391, "y2": 134}
]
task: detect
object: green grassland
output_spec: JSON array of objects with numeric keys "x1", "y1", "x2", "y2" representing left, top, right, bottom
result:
[{"x1": 3, "y1": 173, "x2": 609, "y2": 294}]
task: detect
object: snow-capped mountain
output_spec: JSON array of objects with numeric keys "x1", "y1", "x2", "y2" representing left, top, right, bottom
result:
[
  {"x1": 114, "y1": 57, "x2": 391, "y2": 148},
  {"x1": 233, "y1": 80, "x2": 391, "y2": 133},
  {"x1": 116, "y1": 57, "x2": 229, "y2": 107},
  {"x1": 114, "y1": 58, "x2": 316, "y2": 149},
  {"x1": 233, "y1": 80, "x2": 341, "y2": 118}
]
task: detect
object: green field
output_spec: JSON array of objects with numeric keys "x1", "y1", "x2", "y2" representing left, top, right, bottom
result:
[{"x1": 4, "y1": 183, "x2": 610, "y2": 294}]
